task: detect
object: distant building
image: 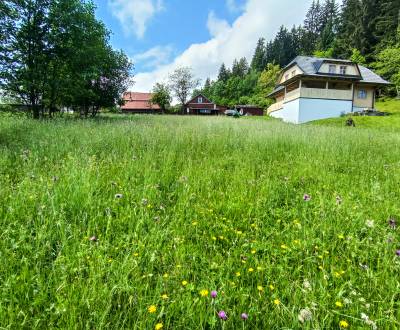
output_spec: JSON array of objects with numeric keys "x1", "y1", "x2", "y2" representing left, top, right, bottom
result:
[
  {"x1": 235, "y1": 105, "x2": 264, "y2": 116},
  {"x1": 185, "y1": 94, "x2": 227, "y2": 115},
  {"x1": 121, "y1": 92, "x2": 161, "y2": 114},
  {"x1": 267, "y1": 56, "x2": 390, "y2": 124}
]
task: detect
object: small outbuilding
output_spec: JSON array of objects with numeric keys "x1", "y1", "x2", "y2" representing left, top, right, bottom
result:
[{"x1": 235, "y1": 105, "x2": 264, "y2": 116}]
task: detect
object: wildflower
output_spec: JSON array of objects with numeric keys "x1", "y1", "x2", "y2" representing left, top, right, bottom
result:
[
  {"x1": 281, "y1": 244, "x2": 288, "y2": 249},
  {"x1": 388, "y1": 218, "x2": 396, "y2": 229},
  {"x1": 396, "y1": 249, "x2": 400, "y2": 257},
  {"x1": 248, "y1": 268, "x2": 254, "y2": 272},
  {"x1": 269, "y1": 284, "x2": 275, "y2": 291},
  {"x1": 148, "y1": 305, "x2": 157, "y2": 313},
  {"x1": 115, "y1": 194, "x2": 123, "y2": 199},
  {"x1": 89, "y1": 236, "x2": 98, "y2": 242},
  {"x1": 257, "y1": 285, "x2": 264, "y2": 292},
  {"x1": 298, "y1": 308, "x2": 312, "y2": 323},
  {"x1": 251, "y1": 250, "x2": 256, "y2": 254},
  {"x1": 211, "y1": 290, "x2": 218, "y2": 299},
  {"x1": 303, "y1": 194, "x2": 311, "y2": 201},
  {"x1": 339, "y1": 320, "x2": 349, "y2": 328},
  {"x1": 218, "y1": 311, "x2": 227, "y2": 320},
  {"x1": 241, "y1": 313, "x2": 248, "y2": 320},
  {"x1": 235, "y1": 272, "x2": 241, "y2": 277},
  {"x1": 212, "y1": 236, "x2": 217, "y2": 241},
  {"x1": 273, "y1": 299, "x2": 280, "y2": 305},
  {"x1": 303, "y1": 279, "x2": 311, "y2": 290},
  {"x1": 200, "y1": 289, "x2": 209, "y2": 297},
  {"x1": 366, "y1": 220, "x2": 375, "y2": 228},
  {"x1": 336, "y1": 196, "x2": 342, "y2": 205},
  {"x1": 161, "y1": 294, "x2": 168, "y2": 300},
  {"x1": 335, "y1": 301, "x2": 343, "y2": 308},
  {"x1": 182, "y1": 280, "x2": 188, "y2": 286},
  {"x1": 192, "y1": 221, "x2": 198, "y2": 226},
  {"x1": 133, "y1": 252, "x2": 139, "y2": 257},
  {"x1": 257, "y1": 266, "x2": 263, "y2": 271},
  {"x1": 338, "y1": 234, "x2": 345, "y2": 239},
  {"x1": 155, "y1": 323, "x2": 163, "y2": 330},
  {"x1": 361, "y1": 313, "x2": 377, "y2": 330},
  {"x1": 163, "y1": 273, "x2": 169, "y2": 278},
  {"x1": 141, "y1": 198, "x2": 148, "y2": 206}
]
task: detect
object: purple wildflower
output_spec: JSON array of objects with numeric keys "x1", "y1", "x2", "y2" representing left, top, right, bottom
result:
[
  {"x1": 211, "y1": 290, "x2": 218, "y2": 299},
  {"x1": 241, "y1": 313, "x2": 248, "y2": 320},
  {"x1": 396, "y1": 250, "x2": 400, "y2": 257},
  {"x1": 389, "y1": 218, "x2": 396, "y2": 229},
  {"x1": 303, "y1": 194, "x2": 311, "y2": 202},
  {"x1": 218, "y1": 311, "x2": 227, "y2": 320}
]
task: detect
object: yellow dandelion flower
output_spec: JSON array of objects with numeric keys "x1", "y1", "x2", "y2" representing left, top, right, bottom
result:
[
  {"x1": 133, "y1": 252, "x2": 139, "y2": 257},
  {"x1": 257, "y1": 286, "x2": 264, "y2": 292},
  {"x1": 219, "y1": 236, "x2": 224, "y2": 240},
  {"x1": 339, "y1": 320, "x2": 349, "y2": 328},
  {"x1": 335, "y1": 301, "x2": 343, "y2": 308},
  {"x1": 161, "y1": 294, "x2": 168, "y2": 300},
  {"x1": 281, "y1": 244, "x2": 288, "y2": 249},
  {"x1": 176, "y1": 264, "x2": 182, "y2": 268},
  {"x1": 192, "y1": 221, "x2": 198, "y2": 226},
  {"x1": 148, "y1": 305, "x2": 157, "y2": 313},
  {"x1": 257, "y1": 266, "x2": 262, "y2": 271},
  {"x1": 212, "y1": 236, "x2": 217, "y2": 241},
  {"x1": 338, "y1": 234, "x2": 345, "y2": 239},
  {"x1": 155, "y1": 323, "x2": 163, "y2": 330},
  {"x1": 273, "y1": 299, "x2": 280, "y2": 305},
  {"x1": 269, "y1": 284, "x2": 275, "y2": 291},
  {"x1": 200, "y1": 289, "x2": 209, "y2": 297},
  {"x1": 182, "y1": 280, "x2": 188, "y2": 286},
  {"x1": 235, "y1": 272, "x2": 241, "y2": 277},
  {"x1": 248, "y1": 268, "x2": 254, "y2": 272},
  {"x1": 251, "y1": 250, "x2": 256, "y2": 254},
  {"x1": 318, "y1": 265, "x2": 323, "y2": 270},
  {"x1": 163, "y1": 273, "x2": 169, "y2": 278}
]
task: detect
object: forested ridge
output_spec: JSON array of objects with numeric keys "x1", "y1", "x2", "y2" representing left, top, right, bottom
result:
[{"x1": 196, "y1": 0, "x2": 400, "y2": 108}]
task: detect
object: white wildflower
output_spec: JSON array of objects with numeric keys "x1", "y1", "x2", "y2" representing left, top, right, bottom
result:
[
  {"x1": 361, "y1": 313, "x2": 377, "y2": 330},
  {"x1": 303, "y1": 279, "x2": 312, "y2": 291},
  {"x1": 366, "y1": 220, "x2": 375, "y2": 228},
  {"x1": 298, "y1": 308, "x2": 312, "y2": 323}
]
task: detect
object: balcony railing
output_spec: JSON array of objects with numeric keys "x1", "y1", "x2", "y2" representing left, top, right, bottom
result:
[{"x1": 267, "y1": 101, "x2": 284, "y2": 114}]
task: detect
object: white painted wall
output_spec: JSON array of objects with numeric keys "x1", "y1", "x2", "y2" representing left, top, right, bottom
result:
[
  {"x1": 270, "y1": 98, "x2": 353, "y2": 124},
  {"x1": 270, "y1": 99, "x2": 300, "y2": 124},
  {"x1": 298, "y1": 98, "x2": 353, "y2": 123}
]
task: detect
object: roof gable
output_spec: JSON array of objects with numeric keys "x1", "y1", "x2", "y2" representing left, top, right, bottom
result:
[{"x1": 186, "y1": 94, "x2": 213, "y2": 105}]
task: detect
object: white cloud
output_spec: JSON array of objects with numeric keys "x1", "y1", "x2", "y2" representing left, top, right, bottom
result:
[
  {"x1": 226, "y1": 0, "x2": 242, "y2": 13},
  {"x1": 108, "y1": 0, "x2": 163, "y2": 38},
  {"x1": 132, "y1": 0, "x2": 316, "y2": 92},
  {"x1": 133, "y1": 45, "x2": 174, "y2": 69}
]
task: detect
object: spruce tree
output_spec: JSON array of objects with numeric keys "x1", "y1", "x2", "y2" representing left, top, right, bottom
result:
[
  {"x1": 217, "y1": 63, "x2": 230, "y2": 82},
  {"x1": 375, "y1": 0, "x2": 400, "y2": 47},
  {"x1": 251, "y1": 38, "x2": 266, "y2": 72}
]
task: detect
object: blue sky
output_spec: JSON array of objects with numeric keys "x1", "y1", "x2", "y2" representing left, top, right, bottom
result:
[{"x1": 92, "y1": 0, "x2": 321, "y2": 91}]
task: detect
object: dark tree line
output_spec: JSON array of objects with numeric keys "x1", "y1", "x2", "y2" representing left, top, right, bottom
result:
[
  {"x1": 197, "y1": 0, "x2": 400, "y2": 107},
  {"x1": 0, "y1": 0, "x2": 133, "y2": 118}
]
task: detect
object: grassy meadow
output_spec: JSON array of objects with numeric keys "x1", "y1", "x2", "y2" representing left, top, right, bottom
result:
[{"x1": 0, "y1": 111, "x2": 400, "y2": 329}]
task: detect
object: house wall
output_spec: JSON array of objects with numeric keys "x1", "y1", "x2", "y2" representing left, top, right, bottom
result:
[
  {"x1": 279, "y1": 65, "x2": 304, "y2": 84},
  {"x1": 353, "y1": 86, "x2": 375, "y2": 108},
  {"x1": 297, "y1": 98, "x2": 353, "y2": 124},
  {"x1": 270, "y1": 99, "x2": 300, "y2": 123},
  {"x1": 319, "y1": 63, "x2": 359, "y2": 75}
]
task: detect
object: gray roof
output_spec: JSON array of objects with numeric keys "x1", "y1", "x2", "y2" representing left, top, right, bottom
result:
[{"x1": 268, "y1": 56, "x2": 390, "y2": 96}]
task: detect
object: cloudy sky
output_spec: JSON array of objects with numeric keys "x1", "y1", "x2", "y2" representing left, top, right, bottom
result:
[{"x1": 93, "y1": 0, "x2": 319, "y2": 92}]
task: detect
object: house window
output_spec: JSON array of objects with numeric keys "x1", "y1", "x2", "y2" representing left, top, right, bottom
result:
[
  {"x1": 358, "y1": 89, "x2": 367, "y2": 99},
  {"x1": 329, "y1": 65, "x2": 336, "y2": 74},
  {"x1": 340, "y1": 66, "x2": 347, "y2": 75},
  {"x1": 198, "y1": 97, "x2": 203, "y2": 103},
  {"x1": 291, "y1": 70, "x2": 296, "y2": 77}
]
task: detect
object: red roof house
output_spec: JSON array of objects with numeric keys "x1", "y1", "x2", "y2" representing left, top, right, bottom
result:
[{"x1": 121, "y1": 92, "x2": 161, "y2": 114}]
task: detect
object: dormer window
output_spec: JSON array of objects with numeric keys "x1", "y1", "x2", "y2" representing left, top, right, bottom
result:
[
  {"x1": 329, "y1": 65, "x2": 336, "y2": 74},
  {"x1": 198, "y1": 96, "x2": 203, "y2": 103},
  {"x1": 340, "y1": 66, "x2": 347, "y2": 75}
]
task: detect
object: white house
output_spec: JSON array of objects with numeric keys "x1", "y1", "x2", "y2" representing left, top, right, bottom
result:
[{"x1": 267, "y1": 56, "x2": 390, "y2": 124}]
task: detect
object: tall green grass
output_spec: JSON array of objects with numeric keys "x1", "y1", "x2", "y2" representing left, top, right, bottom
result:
[{"x1": 0, "y1": 114, "x2": 399, "y2": 329}]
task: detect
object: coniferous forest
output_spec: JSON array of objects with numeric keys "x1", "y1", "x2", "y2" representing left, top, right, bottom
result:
[{"x1": 196, "y1": 0, "x2": 400, "y2": 108}]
